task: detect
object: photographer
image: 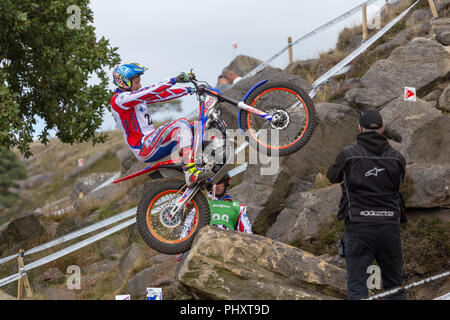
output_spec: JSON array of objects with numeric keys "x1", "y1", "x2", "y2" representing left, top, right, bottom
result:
[{"x1": 327, "y1": 109, "x2": 407, "y2": 300}]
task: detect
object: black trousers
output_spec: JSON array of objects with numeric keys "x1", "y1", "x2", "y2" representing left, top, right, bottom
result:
[{"x1": 344, "y1": 224, "x2": 406, "y2": 300}]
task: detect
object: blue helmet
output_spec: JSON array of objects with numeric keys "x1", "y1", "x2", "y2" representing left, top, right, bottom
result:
[{"x1": 113, "y1": 63, "x2": 148, "y2": 90}]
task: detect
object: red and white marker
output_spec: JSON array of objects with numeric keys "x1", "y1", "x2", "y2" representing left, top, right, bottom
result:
[{"x1": 404, "y1": 87, "x2": 416, "y2": 102}]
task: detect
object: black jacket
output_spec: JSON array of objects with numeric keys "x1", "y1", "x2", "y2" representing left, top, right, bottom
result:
[{"x1": 327, "y1": 132, "x2": 407, "y2": 226}]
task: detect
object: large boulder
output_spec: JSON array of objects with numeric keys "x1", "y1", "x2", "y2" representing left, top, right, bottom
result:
[
  {"x1": 345, "y1": 38, "x2": 450, "y2": 109},
  {"x1": 20, "y1": 172, "x2": 53, "y2": 189},
  {"x1": 380, "y1": 97, "x2": 449, "y2": 165},
  {"x1": 227, "y1": 163, "x2": 292, "y2": 235},
  {"x1": 127, "y1": 255, "x2": 178, "y2": 299},
  {"x1": 228, "y1": 102, "x2": 358, "y2": 234},
  {"x1": 281, "y1": 102, "x2": 359, "y2": 180},
  {"x1": 70, "y1": 172, "x2": 116, "y2": 201},
  {"x1": 175, "y1": 226, "x2": 347, "y2": 300},
  {"x1": 0, "y1": 211, "x2": 46, "y2": 256},
  {"x1": 405, "y1": 9, "x2": 432, "y2": 29},
  {"x1": 119, "y1": 243, "x2": 144, "y2": 280},
  {"x1": 266, "y1": 185, "x2": 341, "y2": 243},
  {"x1": 221, "y1": 55, "x2": 263, "y2": 77},
  {"x1": 403, "y1": 164, "x2": 450, "y2": 208},
  {"x1": 431, "y1": 18, "x2": 450, "y2": 46}
]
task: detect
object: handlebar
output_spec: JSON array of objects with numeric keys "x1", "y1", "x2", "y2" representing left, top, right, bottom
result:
[{"x1": 187, "y1": 69, "x2": 239, "y2": 107}]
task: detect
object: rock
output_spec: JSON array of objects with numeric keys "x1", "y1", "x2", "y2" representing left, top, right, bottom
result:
[
  {"x1": 266, "y1": 185, "x2": 341, "y2": 243},
  {"x1": 281, "y1": 102, "x2": 359, "y2": 180},
  {"x1": 228, "y1": 102, "x2": 358, "y2": 234},
  {"x1": 83, "y1": 260, "x2": 119, "y2": 274},
  {"x1": 73, "y1": 182, "x2": 131, "y2": 213},
  {"x1": 127, "y1": 257, "x2": 178, "y2": 299},
  {"x1": 345, "y1": 38, "x2": 450, "y2": 109},
  {"x1": 318, "y1": 254, "x2": 346, "y2": 270},
  {"x1": 437, "y1": 0, "x2": 450, "y2": 14},
  {"x1": 32, "y1": 268, "x2": 66, "y2": 290},
  {"x1": 119, "y1": 243, "x2": 144, "y2": 280},
  {"x1": 0, "y1": 211, "x2": 46, "y2": 256},
  {"x1": 227, "y1": 164, "x2": 291, "y2": 234},
  {"x1": 380, "y1": 97, "x2": 448, "y2": 165},
  {"x1": 403, "y1": 164, "x2": 450, "y2": 208},
  {"x1": 55, "y1": 215, "x2": 90, "y2": 237},
  {"x1": 431, "y1": 18, "x2": 450, "y2": 46},
  {"x1": 221, "y1": 55, "x2": 263, "y2": 77},
  {"x1": 439, "y1": 84, "x2": 450, "y2": 111},
  {"x1": 374, "y1": 29, "x2": 414, "y2": 55},
  {"x1": 115, "y1": 146, "x2": 132, "y2": 164},
  {"x1": 175, "y1": 226, "x2": 347, "y2": 300},
  {"x1": 70, "y1": 172, "x2": 116, "y2": 201},
  {"x1": 423, "y1": 89, "x2": 443, "y2": 102},
  {"x1": 41, "y1": 287, "x2": 76, "y2": 300},
  {"x1": 99, "y1": 238, "x2": 121, "y2": 260},
  {"x1": 405, "y1": 9, "x2": 432, "y2": 29},
  {"x1": 20, "y1": 172, "x2": 53, "y2": 189}
]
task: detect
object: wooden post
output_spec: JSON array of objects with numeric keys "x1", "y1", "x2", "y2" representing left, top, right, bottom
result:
[
  {"x1": 323, "y1": 85, "x2": 329, "y2": 102},
  {"x1": 428, "y1": 0, "x2": 439, "y2": 18},
  {"x1": 288, "y1": 37, "x2": 293, "y2": 64},
  {"x1": 362, "y1": 4, "x2": 368, "y2": 41},
  {"x1": 17, "y1": 249, "x2": 32, "y2": 300},
  {"x1": 385, "y1": 0, "x2": 389, "y2": 18}
]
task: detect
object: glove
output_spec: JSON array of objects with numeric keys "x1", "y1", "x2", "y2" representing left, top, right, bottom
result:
[
  {"x1": 187, "y1": 87, "x2": 196, "y2": 95},
  {"x1": 174, "y1": 72, "x2": 192, "y2": 83}
]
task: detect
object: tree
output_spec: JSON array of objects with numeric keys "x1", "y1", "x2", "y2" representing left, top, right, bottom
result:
[
  {"x1": 0, "y1": 1, "x2": 121, "y2": 158},
  {"x1": 0, "y1": 146, "x2": 27, "y2": 208}
]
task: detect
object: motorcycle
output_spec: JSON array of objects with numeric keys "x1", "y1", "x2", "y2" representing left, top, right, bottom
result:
[{"x1": 113, "y1": 71, "x2": 316, "y2": 254}]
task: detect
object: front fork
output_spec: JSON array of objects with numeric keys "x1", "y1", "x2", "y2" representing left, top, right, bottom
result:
[{"x1": 166, "y1": 185, "x2": 199, "y2": 221}]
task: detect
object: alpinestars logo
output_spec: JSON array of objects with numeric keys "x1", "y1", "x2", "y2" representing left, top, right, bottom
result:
[
  {"x1": 360, "y1": 210, "x2": 394, "y2": 217},
  {"x1": 365, "y1": 167, "x2": 385, "y2": 177}
]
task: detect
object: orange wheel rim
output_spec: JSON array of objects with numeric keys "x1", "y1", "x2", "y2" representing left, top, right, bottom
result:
[
  {"x1": 246, "y1": 87, "x2": 309, "y2": 150},
  {"x1": 145, "y1": 190, "x2": 199, "y2": 244}
]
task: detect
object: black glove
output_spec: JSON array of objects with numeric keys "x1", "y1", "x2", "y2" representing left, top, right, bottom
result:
[{"x1": 174, "y1": 72, "x2": 192, "y2": 83}]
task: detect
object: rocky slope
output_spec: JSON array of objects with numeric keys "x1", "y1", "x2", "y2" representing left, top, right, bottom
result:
[{"x1": 0, "y1": 0, "x2": 449, "y2": 300}]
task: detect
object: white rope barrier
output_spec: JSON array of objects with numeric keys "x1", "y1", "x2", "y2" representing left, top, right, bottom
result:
[
  {"x1": 0, "y1": 207, "x2": 136, "y2": 266},
  {"x1": 0, "y1": 217, "x2": 136, "y2": 288},
  {"x1": 365, "y1": 270, "x2": 450, "y2": 300}
]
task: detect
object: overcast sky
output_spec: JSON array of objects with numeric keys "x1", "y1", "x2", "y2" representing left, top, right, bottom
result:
[{"x1": 34, "y1": 0, "x2": 386, "y2": 136}]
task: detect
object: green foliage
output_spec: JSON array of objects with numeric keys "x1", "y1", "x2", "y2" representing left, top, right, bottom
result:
[
  {"x1": 0, "y1": 0, "x2": 121, "y2": 157},
  {"x1": 0, "y1": 146, "x2": 27, "y2": 207}
]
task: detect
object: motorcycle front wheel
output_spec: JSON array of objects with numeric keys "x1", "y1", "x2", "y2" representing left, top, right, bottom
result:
[{"x1": 240, "y1": 81, "x2": 317, "y2": 157}]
